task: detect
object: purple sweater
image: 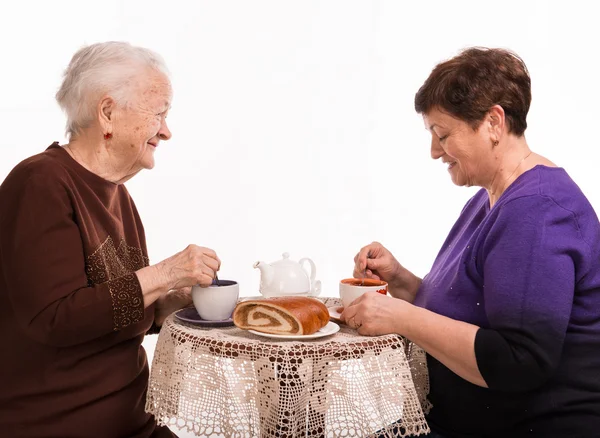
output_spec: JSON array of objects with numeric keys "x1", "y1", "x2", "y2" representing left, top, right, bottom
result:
[{"x1": 414, "y1": 166, "x2": 600, "y2": 437}]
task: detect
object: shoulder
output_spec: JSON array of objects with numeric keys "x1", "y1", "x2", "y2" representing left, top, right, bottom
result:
[
  {"x1": 0, "y1": 146, "x2": 76, "y2": 229},
  {"x1": 481, "y1": 167, "x2": 600, "y2": 259},
  {"x1": 1, "y1": 146, "x2": 70, "y2": 191},
  {"x1": 460, "y1": 188, "x2": 488, "y2": 215},
  {"x1": 0, "y1": 147, "x2": 74, "y2": 221},
  {"x1": 498, "y1": 166, "x2": 598, "y2": 230}
]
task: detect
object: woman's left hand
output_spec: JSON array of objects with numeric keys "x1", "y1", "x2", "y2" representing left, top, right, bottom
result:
[
  {"x1": 154, "y1": 287, "x2": 193, "y2": 327},
  {"x1": 341, "y1": 292, "x2": 406, "y2": 336}
]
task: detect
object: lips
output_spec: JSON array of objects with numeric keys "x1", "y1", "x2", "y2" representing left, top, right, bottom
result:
[
  {"x1": 147, "y1": 141, "x2": 158, "y2": 148},
  {"x1": 443, "y1": 160, "x2": 456, "y2": 170}
]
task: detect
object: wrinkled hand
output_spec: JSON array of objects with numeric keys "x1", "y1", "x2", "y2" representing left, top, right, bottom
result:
[
  {"x1": 353, "y1": 241, "x2": 403, "y2": 283},
  {"x1": 340, "y1": 292, "x2": 406, "y2": 336},
  {"x1": 154, "y1": 287, "x2": 193, "y2": 326},
  {"x1": 159, "y1": 244, "x2": 221, "y2": 290}
]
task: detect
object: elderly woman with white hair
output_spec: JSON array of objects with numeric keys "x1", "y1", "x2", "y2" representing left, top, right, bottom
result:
[{"x1": 0, "y1": 42, "x2": 218, "y2": 437}]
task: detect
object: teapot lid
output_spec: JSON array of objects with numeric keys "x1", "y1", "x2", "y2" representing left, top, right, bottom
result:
[{"x1": 272, "y1": 252, "x2": 298, "y2": 266}]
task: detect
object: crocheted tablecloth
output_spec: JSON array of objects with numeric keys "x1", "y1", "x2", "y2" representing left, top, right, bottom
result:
[{"x1": 146, "y1": 297, "x2": 430, "y2": 437}]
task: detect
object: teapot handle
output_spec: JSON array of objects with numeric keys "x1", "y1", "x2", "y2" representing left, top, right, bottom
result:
[{"x1": 299, "y1": 258, "x2": 320, "y2": 297}]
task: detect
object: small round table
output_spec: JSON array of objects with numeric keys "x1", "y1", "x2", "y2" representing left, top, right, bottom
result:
[{"x1": 146, "y1": 298, "x2": 431, "y2": 437}]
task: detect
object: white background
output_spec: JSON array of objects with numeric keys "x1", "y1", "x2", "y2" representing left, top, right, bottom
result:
[{"x1": 2, "y1": 1, "x2": 600, "y2": 436}]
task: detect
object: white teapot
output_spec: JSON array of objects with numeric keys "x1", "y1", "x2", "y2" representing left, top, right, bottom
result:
[{"x1": 253, "y1": 252, "x2": 321, "y2": 297}]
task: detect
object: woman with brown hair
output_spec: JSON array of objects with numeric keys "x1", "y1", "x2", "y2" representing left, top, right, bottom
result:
[{"x1": 346, "y1": 48, "x2": 600, "y2": 437}]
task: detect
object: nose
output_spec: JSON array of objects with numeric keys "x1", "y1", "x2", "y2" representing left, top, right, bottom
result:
[
  {"x1": 158, "y1": 118, "x2": 172, "y2": 141},
  {"x1": 430, "y1": 136, "x2": 444, "y2": 160}
]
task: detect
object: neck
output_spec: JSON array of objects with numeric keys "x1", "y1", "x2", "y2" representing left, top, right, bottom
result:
[
  {"x1": 66, "y1": 130, "x2": 138, "y2": 184},
  {"x1": 486, "y1": 136, "x2": 532, "y2": 207}
]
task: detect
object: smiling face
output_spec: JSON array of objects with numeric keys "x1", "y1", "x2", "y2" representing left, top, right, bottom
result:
[
  {"x1": 423, "y1": 107, "x2": 496, "y2": 188},
  {"x1": 104, "y1": 69, "x2": 172, "y2": 176}
]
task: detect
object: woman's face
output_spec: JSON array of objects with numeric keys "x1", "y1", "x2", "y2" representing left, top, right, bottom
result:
[
  {"x1": 423, "y1": 107, "x2": 494, "y2": 188},
  {"x1": 108, "y1": 69, "x2": 172, "y2": 176}
]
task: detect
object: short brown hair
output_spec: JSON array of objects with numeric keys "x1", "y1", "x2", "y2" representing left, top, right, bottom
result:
[{"x1": 414, "y1": 47, "x2": 531, "y2": 136}]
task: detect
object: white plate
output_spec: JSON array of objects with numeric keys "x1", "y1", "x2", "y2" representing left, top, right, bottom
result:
[{"x1": 248, "y1": 321, "x2": 340, "y2": 340}]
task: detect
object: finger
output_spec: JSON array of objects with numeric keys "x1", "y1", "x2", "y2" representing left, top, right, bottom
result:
[
  {"x1": 204, "y1": 251, "x2": 220, "y2": 266},
  {"x1": 350, "y1": 313, "x2": 364, "y2": 330},
  {"x1": 198, "y1": 246, "x2": 218, "y2": 259},
  {"x1": 201, "y1": 263, "x2": 216, "y2": 279},
  {"x1": 366, "y1": 257, "x2": 386, "y2": 272},
  {"x1": 340, "y1": 304, "x2": 357, "y2": 323},
  {"x1": 369, "y1": 241, "x2": 384, "y2": 256},
  {"x1": 357, "y1": 324, "x2": 370, "y2": 336},
  {"x1": 194, "y1": 265, "x2": 216, "y2": 286},
  {"x1": 209, "y1": 252, "x2": 222, "y2": 268},
  {"x1": 343, "y1": 312, "x2": 359, "y2": 329},
  {"x1": 352, "y1": 293, "x2": 369, "y2": 308},
  {"x1": 356, "y1": 246, "x2": 373, "y2": 272},
  {"x1": 201, "y1": 254, "x2": 220, "y2": 272},
  {"x1": 364, "y1": 269, "x2": 381, "y2": 280},
  {"x1": 197, "y1": 272, "x2": 214, "y2": 287},
  {"x1": 205, "y1": 252, "x2": 221, "y2": 271},
  {"x1": 341, "y1": 296, "x2": 366, "y2": 323}
]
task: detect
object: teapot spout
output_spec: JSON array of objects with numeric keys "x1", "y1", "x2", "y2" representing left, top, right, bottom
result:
[{"x1": 253, "y1": 261, "x2": 274, "y2": 289}]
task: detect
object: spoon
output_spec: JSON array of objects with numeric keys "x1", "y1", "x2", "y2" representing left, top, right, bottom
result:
[{"x1": 214, "y1": 273, "x2": 221, "y2": 286}]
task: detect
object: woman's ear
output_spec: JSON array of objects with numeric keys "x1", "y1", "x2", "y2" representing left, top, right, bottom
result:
[
  {"x1": 98, "y1": 96, "x2": 115, "y2": 132},
  {"x1": 487, "y1": 105, "x2": 506, "y2": 135},
  {"x1": 487, "y1": 105, "x2": 506, "y2": 143}
]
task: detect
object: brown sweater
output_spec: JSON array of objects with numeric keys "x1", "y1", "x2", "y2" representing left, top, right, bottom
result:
[{"x1": 0, "y1": 143, "x2": 175, "y2": 438}]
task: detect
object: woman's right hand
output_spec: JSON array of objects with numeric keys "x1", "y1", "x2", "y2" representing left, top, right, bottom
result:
[
  {"x1": 353, "y1": 241, "x2": 422, "y2": 303},
  {"x1": 158, "y1": 244, "x2": 221, "y2": 290}
]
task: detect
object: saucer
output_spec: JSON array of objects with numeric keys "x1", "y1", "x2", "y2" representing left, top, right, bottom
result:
[
  {"x1": 174, "y1": 307, "x2": 234, "y2": 327},
  {"x1": 327, "y1": 306, "x2": 344, "y2": 323},
  {"x1": 248, "y1": 321, "x2": 340, "y2": 340}
]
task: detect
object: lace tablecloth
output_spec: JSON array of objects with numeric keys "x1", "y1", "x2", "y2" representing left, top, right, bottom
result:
[{"x1": 146, "y1": 298, "x2": 431, "y2": 437}]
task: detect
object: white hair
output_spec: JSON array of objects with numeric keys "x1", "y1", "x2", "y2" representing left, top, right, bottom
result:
[{"x1": 56, "y1": 41, "x2": 170, "y2": 138}]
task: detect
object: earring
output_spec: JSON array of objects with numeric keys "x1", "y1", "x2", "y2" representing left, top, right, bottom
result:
[
  {"x1": 492, "y1": 140, "x2": 499, "y2": 147},
  {"x1": 104, "y1": 133, "x2": 113, "y2": 140}
]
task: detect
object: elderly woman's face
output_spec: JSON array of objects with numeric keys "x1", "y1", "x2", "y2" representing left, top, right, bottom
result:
[
  {"x1": 110, "y1": 70, "x2": 172, "y2": 173},
  {"x1": 423, "y1": 108, "x2": 493, "y2": 188}
]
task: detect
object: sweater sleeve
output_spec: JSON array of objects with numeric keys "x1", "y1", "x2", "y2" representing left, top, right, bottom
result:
[
  {"x1": 474, "y1": 195, "x2": 580, "y2": 392},
  {"x1": 0, "y1": 173, "x2": 145, "y2": 347}
]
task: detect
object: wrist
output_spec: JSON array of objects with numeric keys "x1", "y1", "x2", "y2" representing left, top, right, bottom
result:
[
  {"x1": 406, "y1": 272, "x2": 423, "y2": 295},
  {"x1": 393, "y1": 299, "x2": 414, "y2": 335},
  {"x1": 153, "y1": 261, "x2": 174, "y2": 291},
  {"x1": 388, "y1": 268, "x2": 422, "y2": 301},
  {"x1": 136, "y1": 264, "x2": 170, "y2": 307}
]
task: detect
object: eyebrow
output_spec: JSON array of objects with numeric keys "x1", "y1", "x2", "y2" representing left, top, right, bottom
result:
[{"x1": 427, "y1": 123, "x2": 438, "y2": 132}]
